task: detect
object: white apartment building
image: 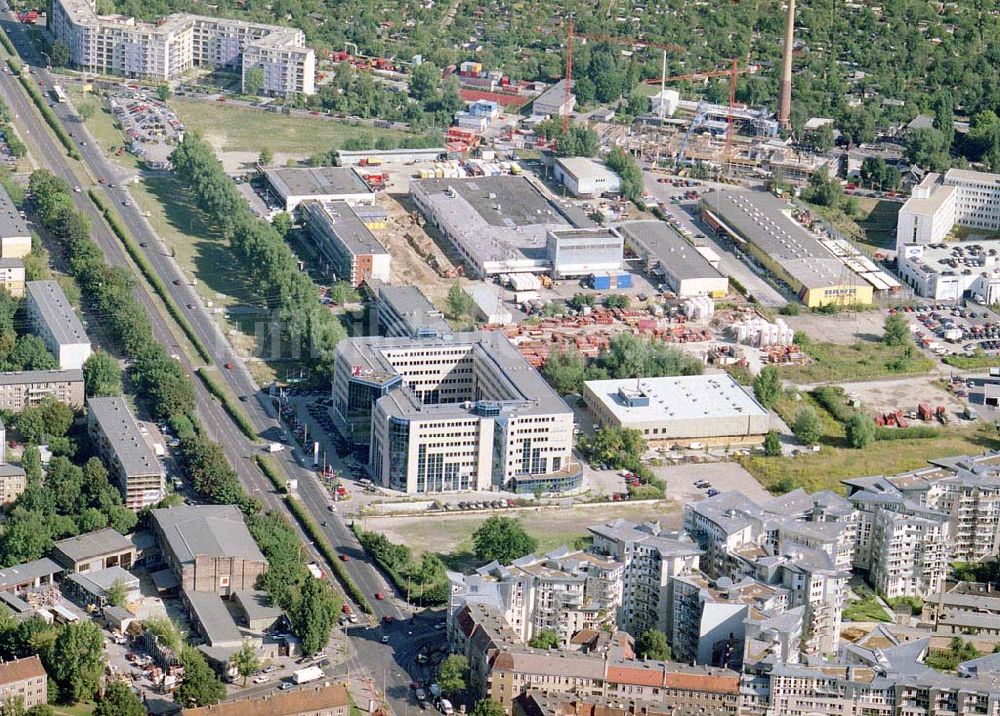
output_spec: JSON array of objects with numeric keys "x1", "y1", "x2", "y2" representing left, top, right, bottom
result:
[
  {"x1": 332, "y1": 332, "x2": 578, "y2": 495},
  {"x1": 898, "y1": 168, "x2": 1000, "y2": 247},
  {"x1": 25, "y1": 281, "x2": 91, "y2": 370},
  {"x1": 49, "y1": 0, "x2": 314, "y2": 96},
  {"x1": 448, "y1": 548, "x2": 623, "y2": 646}
]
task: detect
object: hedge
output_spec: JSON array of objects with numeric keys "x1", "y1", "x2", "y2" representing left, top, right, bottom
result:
[
  {"x1": 196, "y1": 367, "x2": 258, "y2": 442},
  {"x1": 874, "y1": 426, "x2": 940, "y2": 441},
  {"x1": 284, "y1": 495, "x2": 373, "y2": 614},
  {"x1": 88, "y1": 190, "x2": 212, "y2": 363},
  {"x1": 255, "y1": 454, "x2": 286, "y2": 491},
  {"x1": 0, "y1": 26, "x2": 16, "y2": 56}
]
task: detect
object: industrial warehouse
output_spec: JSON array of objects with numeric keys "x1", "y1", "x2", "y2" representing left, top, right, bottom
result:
[
  {"x1": 410, "y1": 175, "x2": 588, "y2": 277},
  {"x1": 582, "y1": 374, "x2": 770, "y2": 445},
  {"x1": 701, "y1": 191, "x2": 898, "y2": 307},
  {"x1": 264, "y1": 166, "x2": 378, "y2": 213},
  {"x1": 331, "y1": 332, "x2": 578, "y2": 495},
  {"x1": 618, "y1": 221, "x2": 728, "y2": 298}
]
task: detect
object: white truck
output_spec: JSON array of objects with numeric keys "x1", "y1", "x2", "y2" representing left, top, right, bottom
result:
[
  {"x1": 293, "y1": 666, "x2": 324, "y2": 685},
  {"x1": 266, "y1": 442, "x2": 285, "y2": 453}
]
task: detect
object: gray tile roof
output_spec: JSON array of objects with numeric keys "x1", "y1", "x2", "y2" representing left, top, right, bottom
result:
[
  {"x1": 152, "y1": 505, "x2": 265, "y2": 565},
  {"x1": 53, "y1": 528, "x2": 132, "y2": 564},
  {"x1": 26, "y1": 280, "x2": 89, "y2": 346},
  {"x1": 87, "y1": 397, "x2": 163, "y2": 478}
]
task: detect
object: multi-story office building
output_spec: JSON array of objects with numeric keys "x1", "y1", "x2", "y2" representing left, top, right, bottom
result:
[
  {"x1": 897, "y1": 168, "x2": 1000, "y2": 246},
  {"x1": 86, "y1": 397, "x2": 164, "y2": 510},
  {"x1": 331, "y1": 332, "x2": 578, "y2": 494},
  {"x1": 0, "y1": 369, "x2": 84, "y2": 412},
  {"x1": 449, "y1": 547, "x2": 623, "y2": 646},
  {"x1": 25, "y1": 281, "x2": 92, "y2": 370},
  {"x1": 300, "y1": 201, "x2": 391, "y2": 287},
  {"x1": 370, "y1": 281, "x2": 451, "y2": 339},
  {"x1": 49, "y1": 0, "x2": 315, "y2": 96}
]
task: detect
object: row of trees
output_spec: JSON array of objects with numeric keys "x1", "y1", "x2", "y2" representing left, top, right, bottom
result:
[
  {"x1": 543, "y1": 333, "x2": 703, "y2": 396},
  {"x1": 27, "y1": 169, "x2": 342, "y2": 671},
  {"x1": 170, "y1": 135, "x2": 346, "y2": 376},
  {"x1": 355, "y1": 529, "x2": 449, "y2": 604}
]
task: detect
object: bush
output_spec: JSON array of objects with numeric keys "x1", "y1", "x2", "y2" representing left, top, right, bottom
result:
[{"x1": 846, "y1": 413, "x2": 877, "y2": 449}]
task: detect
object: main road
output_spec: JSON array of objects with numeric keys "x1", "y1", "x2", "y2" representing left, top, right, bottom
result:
[{"x1": 0, "y1": 18, "x2": 426, "y2": 715}]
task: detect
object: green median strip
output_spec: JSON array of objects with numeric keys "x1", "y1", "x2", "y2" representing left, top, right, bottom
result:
[
  {"x1": 284, "y1": 495, "x2": 373, "y2": 614},
  {"x1": 6, "y1": 57, "x2": 80, "y2": 159},
  {"x1": 88, "y1": 189, "x2": 213, "y2": 363},
  {"x1": 255, "y1": 454, "x2": 287, "y2": 491},
  {"x1": 196, "y1": 367, "x2": 258, "y2": 442},
  {"x1": 0, "y1": 26, "x2": 16, "y2": 55}
]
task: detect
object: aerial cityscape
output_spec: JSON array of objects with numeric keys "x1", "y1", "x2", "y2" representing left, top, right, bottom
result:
[{"x1": 0, "y1": 0, "x2": 995, "y2": 714}]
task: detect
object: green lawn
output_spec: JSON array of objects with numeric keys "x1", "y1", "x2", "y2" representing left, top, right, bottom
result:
[
  {"x1": 741, "y1": 423, "x2": 1000, "y2": 494},
  {"x1": 65, "y1": 85, "x2": 141, "y2": 171},
  {"x1": 843, "y1": 593, "x2": 892, "y2": 623},
  {"x1": 170, "y1": 99, "x2": 410, "y2": 155},
  {"x1": 779, "y1": 338, "x2": 935, "y2": 384}
]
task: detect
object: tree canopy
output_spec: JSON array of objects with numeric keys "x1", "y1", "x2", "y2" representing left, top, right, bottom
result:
[{"x1": 472, "y1": 516, "x2": 538, "y2": 564}]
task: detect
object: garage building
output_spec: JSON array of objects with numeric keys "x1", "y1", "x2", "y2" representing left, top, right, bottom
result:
[
  {"x1": 583, "y1": 374, "x2": 769, "y2": 445},
  {"x1": 619, "y1": 221, "x2": 728, "y2": 298},
  {"x1": 553, "y1": 157, "x2": 621, "y2": 198}
]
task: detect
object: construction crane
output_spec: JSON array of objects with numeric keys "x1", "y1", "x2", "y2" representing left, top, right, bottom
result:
[
  {"x1": 677, "y1": 102, "x2": 709, "y2": 166},
  {"x1": 561, "y1": 23, "x2": 684, "y2": 133},
  {"x1": 645, "y1": 59, "x2": 758, "y2": 168}
]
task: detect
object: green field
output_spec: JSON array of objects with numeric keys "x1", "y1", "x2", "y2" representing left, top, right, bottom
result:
[
  {"x1": 65, "y1": 85, "x2": 141, "y2": 171},
  {"x1": 779, "y1": 337, "x2": 935, "y2": 384},
  {"x1": 170, "y1": 99, "x2": 410, "y2": 155}
]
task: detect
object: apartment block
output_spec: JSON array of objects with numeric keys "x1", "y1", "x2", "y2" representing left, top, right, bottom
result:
[
  {"x1": 86, "y1": 397, "x2": 164, "y2": 510},
  {"x1": 0, "y1": 369, "x2": 84, "y2": 412},
  {"x1": 50, "y1": 0, "x2": 314, "y2": 96},
  {"x1": 0, "y1": 656, "x2": 47, "y2": 711},
  {"x1": 0, "y1": 418, "x2": 25, "y2": 506},
  {"x1": 332, "y1": 332, "x2": 578, "y2": 494},
  {"x1": 448, "y1": 547, "x2": 623, "y2": 647},
  {"x1": 25, "y1": 281, "x2": 92, "y2": 370},
  {"x1": 0, "y1": 258, "x2": 25, "y2": 298},
  {"x1": 0, "y1": 184, "x2": 31, "y2": 259}
]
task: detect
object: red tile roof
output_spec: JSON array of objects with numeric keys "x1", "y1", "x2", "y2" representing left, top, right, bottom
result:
[
  {"x1": 664, "y1": 672, "x2": 739, "y2": 694},
  {"x1": 0, "y1": 656, "x2": 46, "y2": 684},
  {"x1": 182, "y1": 683, "x2": 350, "y2": 716}
]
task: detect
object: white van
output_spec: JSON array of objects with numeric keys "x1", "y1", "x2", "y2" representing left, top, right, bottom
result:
[{"x1": 438, "y1": 699, "x2": 454, "y2": 716}]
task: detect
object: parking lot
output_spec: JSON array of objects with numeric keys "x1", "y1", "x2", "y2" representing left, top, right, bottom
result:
[
  {"x1": 890, "y1": 302, "x2": 1000, "y2": 357},
  {"x1": 107, "y1": 87, "x2": 185, "y2": 167}
]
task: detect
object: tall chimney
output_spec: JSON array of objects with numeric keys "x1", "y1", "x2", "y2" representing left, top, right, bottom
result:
[{"x1": 778, "y1": 0, "x2": 795, "y2": 128}]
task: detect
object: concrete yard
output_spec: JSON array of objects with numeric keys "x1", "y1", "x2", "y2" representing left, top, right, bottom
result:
[{"x1": 782, "y1": 310, "x2": 889, "y2": 345}]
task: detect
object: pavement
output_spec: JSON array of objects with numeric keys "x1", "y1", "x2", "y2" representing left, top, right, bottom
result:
[{"x1": 1, "y1": 21, "x2": 425, "y2": 715}]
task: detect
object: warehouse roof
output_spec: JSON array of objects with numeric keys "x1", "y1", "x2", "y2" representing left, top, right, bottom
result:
[
  {"x1": 87, "y1": 397, "x2": 162, "y2": 479},
  {"x1": 584, "y1": 374, "x2": 768, "y2": 424},
  {"x1": 554, "y1": 157, "x2": 620, "y2": 186},
  {"x1": 707, "y1": 191, "x2": 860, "y2": 290},
  {"x1": 264, "y1": 166, "x2": 372, "y2": 201},
  {"x1": 184, "y1": 590, "x2": 244, "y2": 647},
  {"x1": 65, "y1": 565, "x2": 137, "y2": 597},
  {"x1": 619, "y1": 221, "x2": 726, "y2": 281},
  {"x1": 53, "y1": 528, "x2": 132, "y2": 564},
  {"x1": 301, "y1": 200, "x2": 389, "y2": 258},
  {"x1": 0, "y1": 558, "x2": 61, "y2": 590},
  {"x1": 0, "y1": 184, "x2": 29, "y2": 239},
  {"x1": 233, "y1": 589, "x2": 284, "y2": 622},
  {"x1": 152, "y1": 505, "x2": 265, "y2": 565}
]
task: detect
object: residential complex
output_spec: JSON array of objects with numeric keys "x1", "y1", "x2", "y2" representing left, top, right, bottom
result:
[
  {"x1": 300, "y1": 200, "x2": 391, "y2": 287},
  {"x1": 49, "y1": 0, "x2": 315, "y2": 96},
  {"x1": 331, "y1": 331, "x2": 577, "y2": 494},
  {"x1": 0, "y1": 184, "x2": 31, "y2": 259},
  {"x1": 0, "y1": 369, "x2": 85, "y2": 412},
  {"x1": 0, "y1": 258, "x2": 25, "y2": 298},
  {"x1": 582, "y1": 375, "x2": 770, "y2": 445},
  {"x1": 25, "y1": 280, "x2": 92, "y2": 370},
  {"x1": 0, "y1": 656, "x2": 48, "y2": 711},
  {"x1": 0, "y1": 419, "x2": 25, "y2": 506},
  {"x1": 87, "y1": 396, "x2": 165, "y2": 510}
]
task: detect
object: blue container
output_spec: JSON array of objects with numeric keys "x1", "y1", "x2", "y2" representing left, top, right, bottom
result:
[
  {"x1": 616, "y1": 272, "x2": 633, "y2": 289},
  {"x1": 590, "y1": 273, "x2": 611, "y2": 290}
]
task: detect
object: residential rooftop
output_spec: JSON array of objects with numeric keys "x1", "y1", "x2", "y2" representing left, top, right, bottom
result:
[
  {"x1": 26, "y1": 281, "x2": 89, "y2": 346},
  {"x1": 0, "y1": 184, "x2": 29, "y2": 239},
  {"x1": 0, "y1": 369, "x2": 83, "y2": 386},
  {"x1": 87, "y1": 397, "x2": 162, "y2": 478}
]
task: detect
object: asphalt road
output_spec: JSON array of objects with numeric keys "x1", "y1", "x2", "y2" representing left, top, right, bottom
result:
[{"x1": 0, "y1": 20, "x2": 425, "y2": 714}]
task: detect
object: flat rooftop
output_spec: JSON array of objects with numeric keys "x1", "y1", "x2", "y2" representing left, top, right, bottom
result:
[
  {"x1": 707, "y1": 191, "x2": 863, "y2": 290},
  {"x1": 585, "y1": 374, "x2": 768, "y2": 423},
  {"x1": 373, "y1": 281, "x2": 452, "y2": 337},
  {"x1": 265, "y1": 166, "x2": 373, "y2": 200},
  {"x1": 0, "y1": 184, "x2": 29, "y2": 239},
  {"x1": 88, "y1": 397, "x2": 162, "y2": 478},
  {"x1": 555, "y1": 157, "x2": 620, "y2": 184},
  {"x1": 619, "y1": 221, "x2": 726, "y2": 281},
  {"x1": 412, "y1": 176, "x2": 572, "y2": 271},
  {"x1": 184, "y1": 589, "x2": 244, "y2": 647},
  {"x1": 899, "y1": 239, "x2": 1000, "y2": 280},
  {"x1": 53, "y1": 528, "x2": 132, "y2": 563},
  {"x1": 27, "y1": 281, "x2": 90, "y2": 346},
  {"x1": 301, "y1": 200, "x2": 389, "y2": 258}
]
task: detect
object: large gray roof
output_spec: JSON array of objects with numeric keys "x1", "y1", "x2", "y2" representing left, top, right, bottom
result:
[
  {"x1": 152, "y1": 505, "x2": 265, "y2": 565},
  {"x1": 87, "y1": 397, "x2": 162, "y2": 478},
  {"x1": 618, "y1": 221, "x2": 725, "y2": 281},
  {"x1": 53, "y1": 528, "x2": 132, "y2": 564},
  {"x1": 0, "y1": 558, "x2": 61, "y2": 590},
  {"x1": 264, "y1": 166, "x2": 373, "y2": 201},
  {"x1": 372, "y1": 280, "x2": 451, "y2": 338},
  {"x1": 301, "y1": 200, "x2": 389, "y2": 258},
  {"x1": 184, "y1": 589, "x2": 244, "y2": 647},
  {"x1": 26, "y1": 281, "x2": 89, "y2": 346},
  {"x1": 0, "y1": 368, "x2": 83, "y2": 386}
]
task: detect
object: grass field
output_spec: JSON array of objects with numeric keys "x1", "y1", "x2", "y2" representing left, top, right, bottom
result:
[
  {"x1": 741, "y1": 421, "x2": 1000, "y2": 494},
  {"x1": 854, "y1": 197, "x2": 901, "y2": 249},
  {"x1": 170, "y1": 99, "x2": 410, "y2": 155},
  {"x1": 779, "y1": 337, "x2": 936, "y2": 384},
  {"x1": 65, "y1": 85, "x2": 141, "y2": 171},
  {"x1": 363, "y1": 502, "x2": 679, "y2": 572}
]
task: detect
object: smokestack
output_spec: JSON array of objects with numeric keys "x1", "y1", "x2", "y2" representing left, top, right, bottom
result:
[{"x1": 778, "y1": 0, "x2": 795, "y2": 129}]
